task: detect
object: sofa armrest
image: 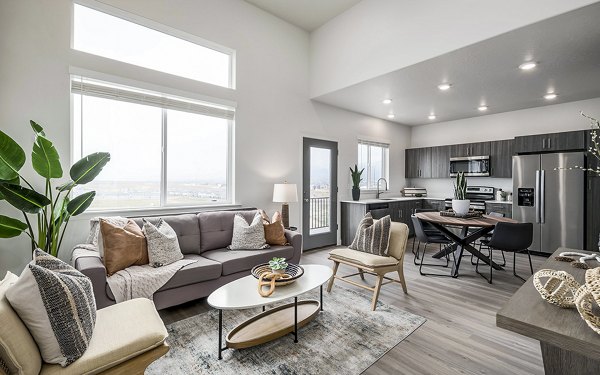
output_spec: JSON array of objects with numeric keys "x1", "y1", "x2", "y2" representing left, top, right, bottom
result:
[
  {"x1": 285, "y1": 230, "x2": 303, "y2": 264},
  {"x1": 74, "y1": 255, "x2": 114, "y2": 310}
]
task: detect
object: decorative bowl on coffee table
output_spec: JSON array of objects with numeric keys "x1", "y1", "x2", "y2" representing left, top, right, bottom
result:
[{"x1": 251, "y1": 263, "x2": 304, "y2": 286}]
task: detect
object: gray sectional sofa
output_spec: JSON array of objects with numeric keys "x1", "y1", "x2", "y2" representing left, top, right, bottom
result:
[{"x1": 74, "y1": 209, "x2": 303, "y2": 310}]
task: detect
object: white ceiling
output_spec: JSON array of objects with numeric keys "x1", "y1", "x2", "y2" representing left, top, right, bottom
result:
[
  {"x1": 313, "y1": 2, "x2": 600, "y2": 126},
  {"x1": 244, "y1": 0, "x2": 362, "y2": 31}
]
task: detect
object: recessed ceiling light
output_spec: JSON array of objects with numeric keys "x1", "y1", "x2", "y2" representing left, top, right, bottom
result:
[
  {"x1": 387, "y1": 114, "x2": 395, "y2": 119},
  {"x1": 519, "y1": 61, "x2": 537, "y2": 70},
  {"x1": 428, "y1": 114, "x2": 436, "y2": 120},
  {"x1": 478, "y1": 105, "x2": 488, "y2": 111},
  {"x1": 382, "y1": 99, "x2": 392, "y2": 104},
  {"x1": 437, "y1": 83, "x2": 452, "y2": 91},
  {"x1": 544, "y1": 93, "x2": 557, "y2": 100}
]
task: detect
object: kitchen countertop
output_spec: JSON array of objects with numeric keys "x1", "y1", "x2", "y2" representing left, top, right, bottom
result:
[
  {"x1": 340, "y1": 196, "x2": 446, "y2": 204},
  {"x1": 486, "y1": 200, "x2": 513, "y2": 205}
]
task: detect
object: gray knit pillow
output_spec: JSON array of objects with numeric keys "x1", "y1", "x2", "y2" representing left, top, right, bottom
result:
[
  {"x1": 349, "y1": 212, "x2": 391, "y2": 256},
  {"x1": 5, "y1": 249, "x2": 96, "y2": 366},
  {"x1": 228, "y1": 213, "x2": 269, "y2": 250},
  {"x1": 142, "y1": 219, "x2": 183, "y2": 267}
]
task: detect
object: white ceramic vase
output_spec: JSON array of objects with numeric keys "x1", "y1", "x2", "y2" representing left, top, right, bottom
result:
[{"x1": 452, "y1": 199, "x2": 471, "y2": 215}]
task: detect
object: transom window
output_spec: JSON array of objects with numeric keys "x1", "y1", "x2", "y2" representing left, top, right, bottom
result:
[
  {"x1": 72, "y1": 77, "x2": 234, "y2": 210},
  {"x1": 358, "y1": 140, "x2": 390, "y2": 190},
  {"x1": 73, "y1": 2, "x2": 234, "y2": 88}
]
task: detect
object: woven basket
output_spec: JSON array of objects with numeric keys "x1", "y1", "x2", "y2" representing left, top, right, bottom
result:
[
  {"x1": 251, "y1": 263, "x2": 304, "y2": 286},
  {"x1": 574, "y1": 267, "x2": 600, "y2": 335}
]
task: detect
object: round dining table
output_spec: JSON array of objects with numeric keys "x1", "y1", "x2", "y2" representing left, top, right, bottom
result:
[{"x1": 414, "y1": 211, "x2": 517, "y2": 278}]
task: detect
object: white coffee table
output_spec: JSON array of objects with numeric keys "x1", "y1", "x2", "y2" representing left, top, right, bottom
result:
[{"x1": 207, "y1": 264, "x2": 333, "y2": 359}]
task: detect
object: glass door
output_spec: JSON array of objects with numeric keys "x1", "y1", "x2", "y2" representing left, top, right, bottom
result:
[{"x1": 302, "y1": 138, "x2": 338, "y2": 250}]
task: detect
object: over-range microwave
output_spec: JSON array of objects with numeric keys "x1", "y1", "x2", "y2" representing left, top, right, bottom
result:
[{"x1": 449, "y1": 155, "x2": 490, "y2": 177}]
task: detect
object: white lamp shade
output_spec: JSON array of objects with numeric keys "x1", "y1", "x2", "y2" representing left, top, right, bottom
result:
[{"x1": 273, "y1": 183, "x2": 298, "y2": 203}]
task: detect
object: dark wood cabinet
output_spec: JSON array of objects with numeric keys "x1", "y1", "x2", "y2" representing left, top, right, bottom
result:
[
  {"x1": 405, "y1": 147, "x2": 431, "y2": 178},
  {"x1": 490, "y1": 139, "x2": 514, "y2": 178},
  {"x1": 485, "y1": 202, "x2": 512, "y2": 219},
  {"x1": 514, "y1": 131, "x2": 585, "y2": 154},
  {"x1": 449, "y1": 141, "x2": 490, "y2": 157},
  {"x1": 431, "y1": 145, "x2": 450, "y2": 178},
  {"x1": 586, "y1": 177, "x2": 600, "y2": 251},
  {"x1": 422, "y1": 199, "x2": 445, "y2": 211}
]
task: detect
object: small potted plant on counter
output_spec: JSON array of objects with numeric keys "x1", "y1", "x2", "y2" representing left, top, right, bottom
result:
[
  {"x1": 350, "y1": 164, "x2": 364, "y2": 201},
  {"x1": 269, "y1": 257, "x2": 288, "y2": 274},
  {"x1": 452, "y1": 171, "x2": 470, "y2": 215}
]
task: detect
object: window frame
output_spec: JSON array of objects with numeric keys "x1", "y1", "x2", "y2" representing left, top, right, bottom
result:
[
  {"x1": 357, "y1": 140, "x2": 390, "y2": 191},
  {"x1": 70, "y1": 73, "x2": 235, "y2": 212},
  {"x1": 71, "y1": 0, "x2": 237, "y2": 89}
]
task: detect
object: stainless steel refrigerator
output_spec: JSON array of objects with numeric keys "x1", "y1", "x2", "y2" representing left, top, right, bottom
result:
[{"x1": 512, "y1": 152, "x2": 584, "y2": 254}]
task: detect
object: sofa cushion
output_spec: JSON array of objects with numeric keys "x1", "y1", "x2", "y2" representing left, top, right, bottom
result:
[
  {"x1": 101, "y1": 219, "x2": 149, "y2": 275},
  {"x1": 40, "y1": 298, "x2": 167, "y2": 375},
  {"x1": 157, "y1": 255, "x2": 222, "y2": 291},
  {"x1": 198, "y1": 210, "x2": 257, "y2": 253},
  {"x1": 0, "y1": 272, "x2": 42, "y2": 375},
  {"x1": 134, "y1": 214, "x2": 200, "y2": 255},
  {"x1": 329, "y1": 248, "x2": 399, "y2": 268},
  {"x1": 143, "y1": 219, "x2": 184, "y2": 267},
  {"x1": 202, "y1": 245, "x2": 295, "y2": 276}
]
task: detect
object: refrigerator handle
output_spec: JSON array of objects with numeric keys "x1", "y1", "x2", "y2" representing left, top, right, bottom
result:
[
  {"x1": 540, "y1": 170, "x2": 546, "y2": 224},
  {"x1": 535, "y1": 170, "x2": 541, "y2": 223}
]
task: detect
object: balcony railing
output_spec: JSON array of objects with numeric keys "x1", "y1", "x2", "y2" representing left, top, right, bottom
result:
[{"x1": 310, "y1": 197, "x2": 330, "y2": 230}]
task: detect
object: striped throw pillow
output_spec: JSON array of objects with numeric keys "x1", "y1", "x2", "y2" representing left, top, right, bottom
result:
[
  {"x1": 349, "y1": 212, "x2": 392, "y2": 256},
  {"x1": 5, "y1": 249, "x2": 96, "y2": 367}
]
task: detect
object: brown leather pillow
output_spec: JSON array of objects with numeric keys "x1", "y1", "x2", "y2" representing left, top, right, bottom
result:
[
  {"x1": 264, "y1": 219, "x2": 288, "y2": 246},
  {"x1": 258, "y1": 209, "x2": 271, "y2": 224},
  {"x1": 100, "y1": 219, "x2": 149, "y2": 275}
]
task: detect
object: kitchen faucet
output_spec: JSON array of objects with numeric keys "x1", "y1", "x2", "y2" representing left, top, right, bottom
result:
[{"x1": 376, "y1": 177, "x2": 388, "y2": 199}]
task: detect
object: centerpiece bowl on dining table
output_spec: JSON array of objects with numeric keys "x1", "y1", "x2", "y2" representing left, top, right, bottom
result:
[{"x1": 251, "y1": 263, "x2": 304, "y2": 286}]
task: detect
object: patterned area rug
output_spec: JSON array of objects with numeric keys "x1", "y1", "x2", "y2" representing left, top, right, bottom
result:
[{"x1": 147, "y1": 286, "x2": 425, "y2": 375}]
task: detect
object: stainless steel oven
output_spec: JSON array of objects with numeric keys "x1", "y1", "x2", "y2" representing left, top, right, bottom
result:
[{"x1": 449, "y1": 155, "x2": 490, "y2": 177}]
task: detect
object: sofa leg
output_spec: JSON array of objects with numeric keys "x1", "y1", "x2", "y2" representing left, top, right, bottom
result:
[
  {"x1": 327, "y1": 261, "x2": 339, "y2": 293},
  {"x1": 371, "y1": 274, "x2": 384, "y2": 311}
]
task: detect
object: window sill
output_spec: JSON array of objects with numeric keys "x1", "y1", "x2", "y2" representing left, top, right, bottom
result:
[{"x1": 70, "y1": 203, "x2": 244, "y2": 221}]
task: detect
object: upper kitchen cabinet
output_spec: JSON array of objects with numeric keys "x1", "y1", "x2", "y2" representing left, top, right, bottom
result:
[
  {"x1": 405, "y1": 147, "x2": 432, "y2": 178},
  {"x1": 490, "y1": 139, "x2": 514, "y2": 178},
  {"x1": 431, "y1": 145, "x2": 450, "y2": 178},
  {"x1": 449, "y1": 141, "x2": 490, "y2": 157},
  {"x1": 514, "y1": 131, "x2": 585, "y2": 154}
]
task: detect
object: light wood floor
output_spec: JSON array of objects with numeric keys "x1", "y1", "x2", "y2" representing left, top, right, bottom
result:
[{"x1": 159, "y1": 240, "x2": 545, "y2": 375}]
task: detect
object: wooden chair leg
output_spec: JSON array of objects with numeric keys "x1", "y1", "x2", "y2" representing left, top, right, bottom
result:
[
  {"x1": 327, "y1": 261, "x2": 340, "y2": 292},
  {"x1": 397, "y1": 266, "x2": 408, "y2": 294},
  {"x1": 358, "y1": 268, "x2": 365, "y2": 281},
  {"x1": 371, "y1": 274, "x2": 384, "y2": 311}
]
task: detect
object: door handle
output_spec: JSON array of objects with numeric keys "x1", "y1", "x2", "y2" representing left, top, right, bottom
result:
[
  {"x1": 304, "y1": 198, "x2": 309, "y2": 203},
  {"x1": 535, "y1": 170, "x2": 541, "y2": 223},
  {"x1": 548, "y1": 138, "x2": 551, "y2": 149},
  {"x1": 540, "y1": 170, "x2": 545, "y2": 224},
  {"x1": 542, "y1": 138, "x2": 546, "y2": 149}
]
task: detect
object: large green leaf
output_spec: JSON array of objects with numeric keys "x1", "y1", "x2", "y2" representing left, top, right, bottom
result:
[
  {"x1": 0, "y1": 130, "x2": 25, "y2": 180},
  {"x1": 70, "y1": 152, "x2": 110, "y2": 185},
  {"x1": 32, "y1": 135, "x2": 63, "y2": 179},
  {"x1": 53, "y1": 195, "x2": 70, "y2": 225},
  {"x1": 0, "y1": 215, "x2": 28, "y2": 238},
  {"x1": 0, "y1": 177, "x2": 19, "y2": 200},
  {"x1": 0, "y1": 183, "x2": 51, "y2": 214},
  {"x1": 30, "y1": 120, "x2": 46, "y2": 136},
  {"x1": 67, "y1": 191, "x2": 95, "y2": 216}
]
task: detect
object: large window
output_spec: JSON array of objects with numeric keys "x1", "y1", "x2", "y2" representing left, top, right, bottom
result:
[
  {"x1": 358, "y1": 140, "x2": 389, "y2": 190},
  {"x1": 73, "y1": 2, "x2": 234, "y2": 88},
  {"x1": 72, "y1": 77, "x2": 234, "y2": 210}
]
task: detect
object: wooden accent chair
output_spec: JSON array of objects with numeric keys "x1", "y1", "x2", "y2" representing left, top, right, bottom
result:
[{"x1": 327, "y1": 221, "x2": 409, "y2": 310}]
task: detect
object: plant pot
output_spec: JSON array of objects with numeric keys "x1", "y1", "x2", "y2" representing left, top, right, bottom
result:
[
  {"x1": 271, "y1": 268, "x2": 286, "y2": 275},
  {"x1": 352, "y1": 187, "x2": 360, "y2": 201},
  {"x1": 452, "y1": 199, "x2": 470, "y2": 215}
]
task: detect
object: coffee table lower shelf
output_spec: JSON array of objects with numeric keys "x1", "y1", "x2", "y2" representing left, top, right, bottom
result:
[{"x1": 226, "y1": 300, "x2": 320, "y2": 349}]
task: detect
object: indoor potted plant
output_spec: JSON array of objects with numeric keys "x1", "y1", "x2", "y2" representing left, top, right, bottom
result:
[
  {"x1": 452, "y1": 171, "x2": 470, "y2": 215},
  {"x1": 350, "y1": 164, "x2": 364, "y2": 201},
  {"x1": 269, "y1": 257, "x2": 288, "y2": 274}
]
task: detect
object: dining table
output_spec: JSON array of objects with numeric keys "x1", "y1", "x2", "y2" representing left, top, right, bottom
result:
[{"x1": 414, "y1": 211, "x2": 518, "y2": 278}]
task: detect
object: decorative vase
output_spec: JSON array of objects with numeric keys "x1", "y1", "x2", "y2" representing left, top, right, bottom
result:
[
  {"x1": 352, "y1": 187, "x2": 360, "y2": 201},
  {"x1": 452, "y1": 199, "x2": 470, "y2": 215}
]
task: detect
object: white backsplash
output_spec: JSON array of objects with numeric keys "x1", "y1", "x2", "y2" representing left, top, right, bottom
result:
[{"x1": 406, "y1": 178, "x2": 513, "y2": 199}]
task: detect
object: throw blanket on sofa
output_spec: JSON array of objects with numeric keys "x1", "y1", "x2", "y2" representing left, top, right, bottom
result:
[{"x1": 71, "y1": 246, "x2": 196, "y2": 303}]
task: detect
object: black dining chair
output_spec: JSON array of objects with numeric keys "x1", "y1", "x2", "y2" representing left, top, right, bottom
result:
[
  {"x1": 412, "y1": 209, "x2": 445, "y2": 264},
  {"x1": 471, "y1": 212, "x2": 506, "y2": 266},
  {"x1": 475, "y1": 222, "x2": 534, "y2": 284},
  {"x1": 411, "y1": 215, "x2": 455, "y2": 276}
]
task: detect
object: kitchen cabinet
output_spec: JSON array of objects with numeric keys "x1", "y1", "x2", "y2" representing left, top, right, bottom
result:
[
  {"x1": 485, "y1": 202, "x2": 512, "y2": 219},
  {"x1": 405, "y1": 147, "x2": 431, "y2": 178},
  {"x1": 490, "y1": 139, "x2": 514, "y2": 178},
  {"x1": 431, "y1": 145, "x2": 450, "y2": 178},
  {"x1": 585, "y1": 130, "x2": 599, "y2": 175},
  {"x1": 586, "y1": 177, "x2": 600, "y2": 251},
  {"x1": 514, "y1": 131, "x2": 585, "y2": 154},
  {"x1": 389, "y1": 200, "x2": 422, "y2": 236},
  {"x1": 422, "y1": 199, "x2": 445, "y2": 211},
  {"x1": 449, "y1": 141, "x2": 490, "y2": 158}
]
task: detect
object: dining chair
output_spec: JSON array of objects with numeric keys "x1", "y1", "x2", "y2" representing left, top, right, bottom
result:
[
  {"x1": 411, "y1": 216, "x2": 455, "y2": 277},
  {"x1": 471, "y1": 212, "x2": 506, "y2": 266},
  {"x1": 412, "y1": 209, "x2": 445, "y2": 265},
  {"x1": 475, "y1": 222, "x2": 534, "y2": 283}
]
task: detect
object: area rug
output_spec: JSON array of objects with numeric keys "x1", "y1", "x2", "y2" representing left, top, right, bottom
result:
[{"x1": 147, "y1": 286, "x2": 426, "y2": 375}]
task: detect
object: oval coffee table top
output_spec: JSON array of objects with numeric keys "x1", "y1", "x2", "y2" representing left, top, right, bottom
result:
[{"x1": 207, "y1": 264, "x2": 333, "y2": 310}]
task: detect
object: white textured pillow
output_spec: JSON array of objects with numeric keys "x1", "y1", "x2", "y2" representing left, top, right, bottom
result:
[
  {"x1": 142, "y1": 218, "x2": 183, "y2": 267},
  {"x1": 5, "y1": 250, "x2": 96, "y2": 367},
  {"x1": 228, "y1": 213, "x2": 269, "y2": 250}
]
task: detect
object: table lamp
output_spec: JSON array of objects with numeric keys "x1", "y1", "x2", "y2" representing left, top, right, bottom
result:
[{"x1": 273, "y1": 182, "x2": 298, "y2": 228}]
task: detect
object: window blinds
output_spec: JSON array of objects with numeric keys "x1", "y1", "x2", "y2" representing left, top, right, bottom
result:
[
  {"x1": 358, "y1": 139, "x2": 389, "y2": 149},
  {"x1": 71, "y1": 76, "x2": 235, "y2": 120}
]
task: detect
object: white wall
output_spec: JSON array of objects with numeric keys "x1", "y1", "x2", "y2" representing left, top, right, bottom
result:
[
  {"x1": 309, "y1": 0, "x2": 598, "y2": 98},
  {"x1": 408, "y1": 97, "x2": 600, "y2": 197},
  {"x1": 0, "y1": 0, "x2": 410, "y2": 275}
]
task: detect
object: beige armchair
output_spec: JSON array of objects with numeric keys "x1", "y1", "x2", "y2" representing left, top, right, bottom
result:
[
  {"x1": 327, "y1": 221, "x2": 409, "y2": 310},
  {"x1": 1, "y1": 272, "x2": 168, "y2": 375}
]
